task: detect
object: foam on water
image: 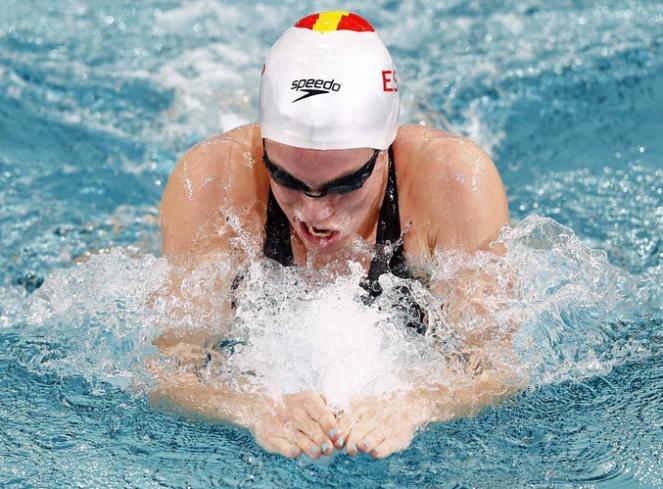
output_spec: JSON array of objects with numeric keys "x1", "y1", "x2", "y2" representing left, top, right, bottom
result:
[
  {"x1": 211, "y1": 260, "x2": 446, "y2": 410},
  {"x1": 1, "y1": 248, "x2": 171, "y2": 388},
  {"x1": 1, "y1": 217, "x2": 656, "y2": 413}
]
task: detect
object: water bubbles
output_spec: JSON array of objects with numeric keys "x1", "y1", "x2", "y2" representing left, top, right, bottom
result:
[
  {"x1": 8, "y1": 215, "x2": 648, "y2": 413},
  {"x1": 208, "y1": 260, "x2": 440, "y2": 409},
  {"x1": 242, "y1": 151, "x2": 255, "y2": 168}
]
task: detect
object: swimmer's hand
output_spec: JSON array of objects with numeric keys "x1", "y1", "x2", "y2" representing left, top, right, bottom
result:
[
  {"x1": 248, "y1": 390, "x2": 341, "y2": 459},
  {"x1": 335, "y1": 391, "x2": 432, "y2": 459}
]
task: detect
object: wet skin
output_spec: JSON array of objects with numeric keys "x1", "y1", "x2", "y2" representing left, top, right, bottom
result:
[{"x1": 157, "y1": 123, "x2": 511, "y2": 458}]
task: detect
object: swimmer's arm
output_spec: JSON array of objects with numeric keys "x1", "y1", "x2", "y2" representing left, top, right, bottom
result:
[
  {"x1": 412, "y1": 351, "x2": 525, "y2": 423},
  {"x1": 419, "y1": 136, "x2": 519, "y2": 408},
  {"x1": 157, "y1": 135, "x2": 265, "y2": 324},
  {"x1": 158, "y1": 131, "x2": 266, "y2": 322},
  {"x1": 415, "y1": 135, "x2": 514, "y2": 333},
  {"x1": 423, "y1": 267, "x2": 524, "y2": 422},
  {"x1": 423, "y1": 265, "x2": 524, "y2": 422},
  {"x1": 148, "y1": 360, "x2": 264, "y2": 428},
  {"x1": 336, "y1": 356, "x2": 522, "y2": 458},
  {"x1": 155, "y1": 130, "x2": 265, "y2": 430},
  {"x1": 148, "y1": 341, "x2": 342, "y2": 458},
  {"x1": 148, "y1": 326, "x2": 267, "y2": 426}
]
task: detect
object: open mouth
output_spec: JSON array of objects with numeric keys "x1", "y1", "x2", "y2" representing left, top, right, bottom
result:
[
  {"x1": 297, "y1": 220, "x2": 340, "y2": 247},
  {"x1": 305, "y1": 222, "x2": 334, "y2": 238}
]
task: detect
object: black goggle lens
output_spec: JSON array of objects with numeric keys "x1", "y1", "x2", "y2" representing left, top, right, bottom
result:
[{"x1": 262, "y1": 145, "x2": 380, "y2": 199}]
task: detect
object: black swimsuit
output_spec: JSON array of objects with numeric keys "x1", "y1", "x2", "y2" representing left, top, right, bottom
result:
[{"x1": 262, "y1": 146, "x2": 427, "y2": 333}]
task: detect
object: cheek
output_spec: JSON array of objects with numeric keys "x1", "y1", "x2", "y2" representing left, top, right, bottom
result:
[
  {"x1": 338, "y1": 193, "x2": 366, "y2": 213},
  {"x1": 348, "y1": 175, "x2": 383, "y2": 211},
  {"x1": 333, "y1": 191, "x2": 373, "y2": 224}
]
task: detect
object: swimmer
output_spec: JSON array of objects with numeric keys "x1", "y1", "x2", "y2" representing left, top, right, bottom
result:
[{"x1": 153, "y1": 11, "x2": 519, "y2": 459}]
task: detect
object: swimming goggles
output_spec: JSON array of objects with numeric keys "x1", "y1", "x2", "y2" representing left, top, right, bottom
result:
[{"x1": 262, "y1": 141, "x2": 380, "y2": 199}]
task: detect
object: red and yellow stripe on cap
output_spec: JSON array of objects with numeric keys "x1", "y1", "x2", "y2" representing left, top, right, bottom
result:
[{"x1": 294, "y1": 11, "x2": 375, "y2": 33}]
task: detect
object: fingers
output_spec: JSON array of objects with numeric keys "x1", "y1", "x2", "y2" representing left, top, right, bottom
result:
[
  {"x1": 305, "y1": 395, "x2": 340, "y2": 445},
  {"x1": 257, "y1": 424, "x2": 413, "y2": 460},
  {"x1": 252, "y1": 391, "x2": 345, "y2": 459},
  {"x1": 265, "y1": 435, "x2": 302, "y2": 459},
  {"x1": 369, "y1": 431, "x2": 414, "y2": 459},
  {"x1": 253, "y1": 425, "x2": 302, "y2": 459},
  {"x1": 288, "y1": 404, "x2": 329, "y2": 449},
  {"x1": 337, "y1": 409, "x2": 356, "y2": 451},
  {"x1": 346, "y1": 418, "x2": 415, "y2": 459},
  {"x1": 291, "y1": 430, "x2": 325, "y2": 459},
  {"x1": 359, "y1": 426, "x2": 386, "y2": 456},
  {"x1": 284, "y1": 392, "x2": 338, "y2": 455},
  {"x1": 337, "y1": 397, "x2": 420, "y2": 459},
  {"x1": 344, "y1": 409, "x2": 381, "y2": 457},
  {"x1": 252, "y1": 414, "x2": 322, "y2": 459}
]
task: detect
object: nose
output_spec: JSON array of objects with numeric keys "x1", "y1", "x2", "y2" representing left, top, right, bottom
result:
[{"x1": 299, "y1": 195, "x2": 334, "y2": 223}]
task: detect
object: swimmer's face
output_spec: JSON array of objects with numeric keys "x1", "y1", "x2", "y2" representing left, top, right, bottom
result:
[{"x1": 263, "y1": 139, "x2": 388, "y2": 253}]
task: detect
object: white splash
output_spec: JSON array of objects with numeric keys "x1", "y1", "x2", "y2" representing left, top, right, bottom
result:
[
  {"x1": 215, "y1": 261, "x2": 439, "y2": 410},
  {"x1": 1, "y1": 218, "x2": 656, "y2": 409}
]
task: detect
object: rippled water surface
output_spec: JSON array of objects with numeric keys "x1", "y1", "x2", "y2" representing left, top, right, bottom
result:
[{"x1": 1, "y1": 1, "x2": 661, "y2": 488}]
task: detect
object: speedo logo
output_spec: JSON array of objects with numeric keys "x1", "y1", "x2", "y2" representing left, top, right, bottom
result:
[{"x1": 290, "y1": 78, "x2": 341, "y2": 103}]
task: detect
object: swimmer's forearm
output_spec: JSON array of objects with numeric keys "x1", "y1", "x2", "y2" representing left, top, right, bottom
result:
[
  {"x1": 150, "y1": 372, "x2": 264, "y2": 428},
  {"x1": 417, "y1": 368, "x2": 523, "y2": 422},
  {"x1": 150, "y1": 332, "x2": 264, "y2": 427}
]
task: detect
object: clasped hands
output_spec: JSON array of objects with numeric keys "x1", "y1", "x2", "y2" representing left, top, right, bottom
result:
[{"x1": 249, "y1": 390, "x2": 432, "y2": 460}]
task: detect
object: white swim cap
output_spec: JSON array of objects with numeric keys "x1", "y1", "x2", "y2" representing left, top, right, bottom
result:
[{"x1": 260, "y1": 11, "x2": 400, "y2": 150}]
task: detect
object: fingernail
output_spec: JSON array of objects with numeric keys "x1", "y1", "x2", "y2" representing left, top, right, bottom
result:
[
  {"x1": 290, "y1": 447, "x2": 300, "y2": 457},
  {"x1": 358, "y1": 440, "x2": 368, "y2": 451},
  {"x1": 335, "y1": 436, "x2": 344, "y2": 448},
  {"x1": 329, "y1": 428, "x2": 338, "y2": 438},
  {"x1": 371, "y1": 448, "x2": 379, "y2": 457},
  {"x1": 310, "y1": 446, "x2": 320, "y2": 456},
  {"x1": 321, "y1": 442, "x2": 331, "y2": 454},
  {"x1": 351, "y1": 443, "x2": 357, "y2": 453}
]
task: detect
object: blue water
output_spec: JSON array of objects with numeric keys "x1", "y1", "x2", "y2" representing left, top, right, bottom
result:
[{"x1": 1, "y1": 1, "x2": 661, "y2": 488}]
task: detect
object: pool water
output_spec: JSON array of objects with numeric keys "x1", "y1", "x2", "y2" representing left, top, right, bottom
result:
[{"x1": 1, "y1": 1, "x2": 661, "y2": 488}]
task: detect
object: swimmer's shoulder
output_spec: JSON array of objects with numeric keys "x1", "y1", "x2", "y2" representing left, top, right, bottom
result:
[
  {"x1": 393, "y1": 125, "x2": 508, "y2": 253},
  {"x1": 160, "y1": 124, "x2": 269, "y2": 255},
  {"x1": 165, "y1": 124, "x2": 266, "y2": 196},
  {"x1": 393, "y1": 125, "x2": 490, "y2": 177}
]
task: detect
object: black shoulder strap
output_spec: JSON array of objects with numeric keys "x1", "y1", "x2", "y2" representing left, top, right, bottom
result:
[
  {"x1": 376, "y1": 146, "x2": 401, "y2": 245},
  {"x1": 263, "y1": 189, "x2": 294, "y2": 266},
  {"x1": 366, "y1": 146, "x2": 408, "y2": 290}
]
